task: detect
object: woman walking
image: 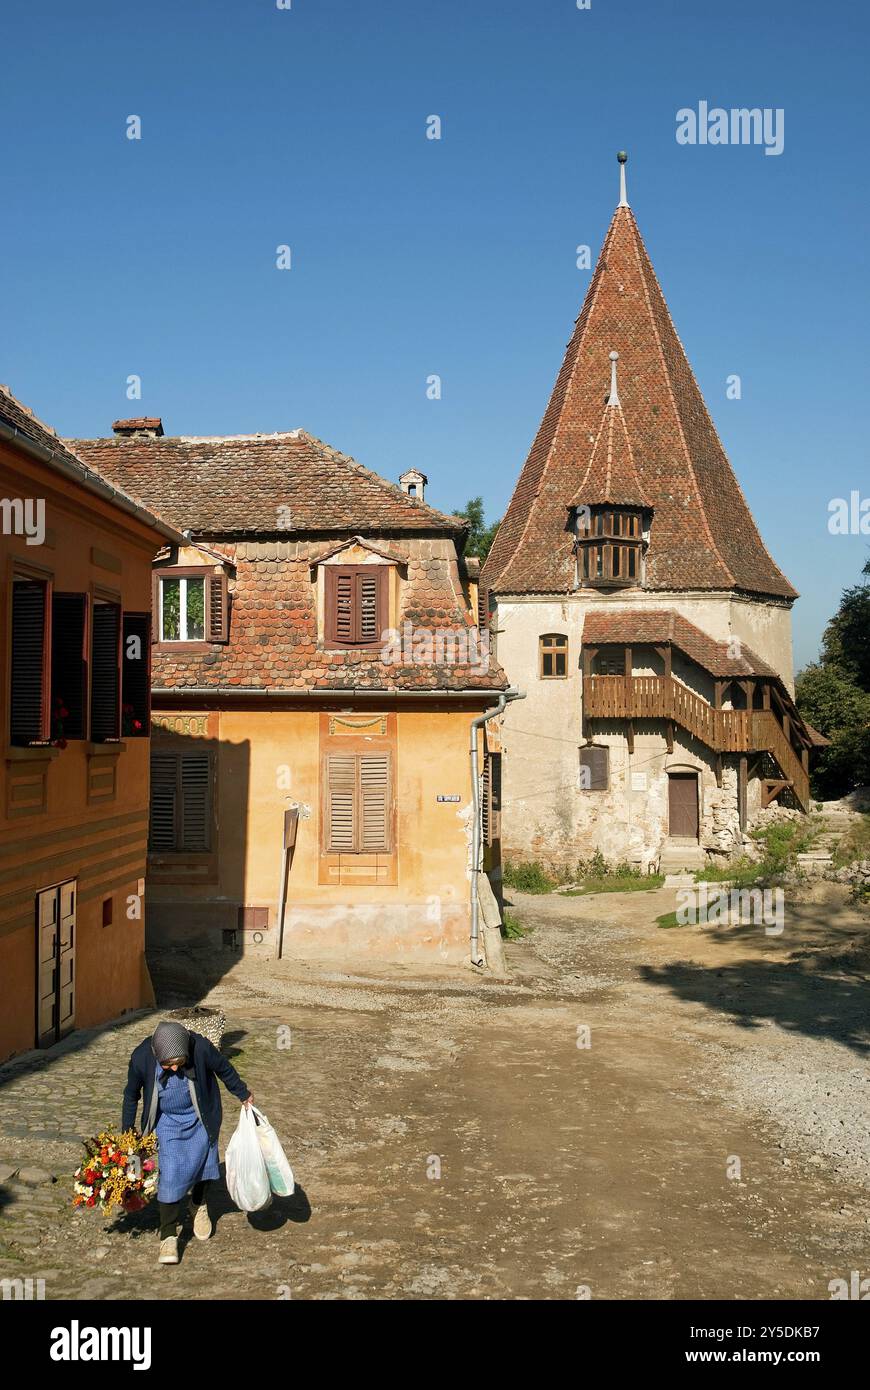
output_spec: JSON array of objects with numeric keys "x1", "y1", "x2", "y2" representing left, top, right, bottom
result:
[{"x1": 122, "y1": 1020, "x2": 253, "y2": 1264}]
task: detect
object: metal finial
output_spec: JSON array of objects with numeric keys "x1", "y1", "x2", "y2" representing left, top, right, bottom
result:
[
  {"x1": 608, "y1": 350, "x2": 620, "y2": 406},
  {"x1": 617, "y1": 150, "x2": 628, "y2": 208}
]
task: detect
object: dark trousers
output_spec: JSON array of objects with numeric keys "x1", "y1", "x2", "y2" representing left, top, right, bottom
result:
[{"x1": 158, "y1": 1179, "x2": 209, "y2": 1239}]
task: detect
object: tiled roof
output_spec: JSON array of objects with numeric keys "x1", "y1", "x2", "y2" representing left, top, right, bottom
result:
[
  {"x1": 569, "y1": 399, "x2": 650, "y2": 510},
  {"x1": 482, "y1": 202, "x2": 797, "y2": 601},
  {"x1": 0, "y1": 385, "x2": 180, "y2": 539},
  {"x1": 151, "y1": 540, "x2": 507, "y2": 693},
  {"x1": 581, "y1": 609, "x2": 779, "y2": 679},
  {"x1": 69, "y1": 429, "x2": 465, "y2": 536}
]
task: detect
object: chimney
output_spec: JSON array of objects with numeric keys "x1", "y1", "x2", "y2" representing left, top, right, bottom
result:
[
  {"x1": 399, "y1": 467, "x2": 427, "y2": 502},
  {"x1": 112, "y1": 417, "x2": 164, "y2": 439}
]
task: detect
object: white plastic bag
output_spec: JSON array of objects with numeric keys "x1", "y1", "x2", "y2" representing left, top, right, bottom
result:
[
  {"x1": 225, "y1": 1106, "x2": 272, "y2": 1212},
  {"x1": 252, "y1": 1106, "x2": 295, "y2": 1197}
]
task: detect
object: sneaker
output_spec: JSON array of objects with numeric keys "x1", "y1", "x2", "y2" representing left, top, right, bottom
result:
[
  {"x1": 190, "y1": 1200, "x2": 212, "y2": 1241},
  {"x1": 158, "y1": 1236, "x2": 179, "y2": 1264}
]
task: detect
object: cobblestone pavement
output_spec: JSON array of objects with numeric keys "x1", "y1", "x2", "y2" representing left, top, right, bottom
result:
[{"x1": 1, "y1": 885, "x2": 868, "y2": 1301}]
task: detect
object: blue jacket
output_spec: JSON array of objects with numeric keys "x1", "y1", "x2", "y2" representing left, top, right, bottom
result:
[{"x1": 122, "y1": 1031, "x2": 250, "y2": 1146}]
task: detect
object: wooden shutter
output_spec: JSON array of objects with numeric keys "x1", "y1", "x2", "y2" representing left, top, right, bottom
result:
[
  {"x1": 90, "y1": 601, "x2": 121, "y2": 741},
  {"x1": 359, "y1": 753, "x2": 390, "y2": 851},
  {"x1": 10, "y1": 579, "x2": 48, "y2": 743},
  {"x1": 180, "y1": 753, "x2": 211, "y2": 850},
  {"x1": 206, "y1": 573, "x2": 229, "y2": 642},
  {"x1": 51, "y1": 594, "x2": 87, "y2": 740},
  {"x1": 326, "y1": 566, "x2": 385, "y2": 645},
  {"x1": 358, "y1": 572, "x2": 380, "y2": 643},
  {"x1": 122, "y1": 613, "x2": 150, "y2": 735},
  {"x1": 149, "y1": 752, "x2": 178, "y2": 850},
  {"x1": 326, "y1": 755, "x2": 357, "y2": 851},
  {"x1": 579, "y1": 745, "x2": 609, "y2": 791}
]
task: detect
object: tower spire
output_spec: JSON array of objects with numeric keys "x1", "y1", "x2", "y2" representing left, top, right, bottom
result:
[
  {"x1": 617, "y1": 150, "x2": 628, "y2": 208},
  {"x1": 608, "y1": 350, "x2": 620, "y2": 406}
]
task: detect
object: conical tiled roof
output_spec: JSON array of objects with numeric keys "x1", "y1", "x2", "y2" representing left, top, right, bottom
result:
[{"x1": 483, "y1": 184, "x2": 797, "y2": 601}]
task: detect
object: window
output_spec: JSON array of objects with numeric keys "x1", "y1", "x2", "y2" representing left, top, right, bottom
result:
[
  {"x1": 51, "y1": 593, "x2": 87, "y2": 742},
  {"x1": 155, "y1": 570, "x2": 228, "y2": 643},
  {"x1": 325, "y1": 566, "x2": 387, "y2": 647},
  {"x1": 594, "y1": 648, "x2": 626, "y2": 677},
  {"x1": 122, "y1": 613, "x2": 151, "y2": 737},
  {"x1": 149, "y1": 750, "x2": 213, "y2": 852},
  {"x1": 577, "y1": 507, "x2": 644, "y2": 587},
  {"x1": 579, "y1": 745, "x2": 609, "y2": 791},
  {"x1": 10, "y1": 575, "x2": 50, "y2": 744},
  {"x1": 540, "y1": 633, "x2": 568, "y2": 678},
  {"x1": 324, "y1": 752, "x2": 392, "y2": 852},
  {"x1": 90, "y1": 599, "x2": 121, "y2": 742}
]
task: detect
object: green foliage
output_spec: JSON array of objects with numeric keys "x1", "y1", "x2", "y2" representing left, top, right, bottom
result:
[
  {"x1": 455, "y1": 496, "x2": 500, "y2": 562},
  {"x1": 832, "y1": 810, "x2": 870, "y2": 868},
  {"x1": 502, "y1": 861, "x2": 558, "y2": 894},
  {"x1": 501, "y1": 910, "x2": 531, "y2": 939},
  {"x1": 563, "y1": 873, "x2": 664, "y2": 896},
  {"x1": 796, "y1": 557, "x2": 870, "y2": 799}
]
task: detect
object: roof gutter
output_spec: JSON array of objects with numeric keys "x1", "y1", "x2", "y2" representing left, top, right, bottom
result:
[
  {"x1": 469, "y1": 686, "x2": 526, "y2": 967},
  {"x1": 152, "y1": 686, "x2": 512, "y2": 699},
  {"x1": 0, "y1": 418, "x2": 184, "y2": 544}
]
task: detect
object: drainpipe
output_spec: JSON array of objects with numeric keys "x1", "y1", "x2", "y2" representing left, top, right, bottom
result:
[{"x1": 470, "y1": 687, "x2": 525, "y2": 966}]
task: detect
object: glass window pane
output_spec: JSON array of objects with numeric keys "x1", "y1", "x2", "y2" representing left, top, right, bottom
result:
[
  {"x1": 185, "y1": 578, "x2": 205, "y2": 640},
  {"x1": 162, "y1": 578, "x2": 181, "y2": 641}
]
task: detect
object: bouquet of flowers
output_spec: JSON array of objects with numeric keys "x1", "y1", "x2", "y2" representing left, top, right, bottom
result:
[{"x1": 73, "y1": 1130, "x2": 158, "y2": 1214}]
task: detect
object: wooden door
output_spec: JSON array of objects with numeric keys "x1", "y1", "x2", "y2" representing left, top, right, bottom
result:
[
  {"x1": 668, "y1": 774, "x2": 698, "y2": 839},
  {"x1": 36, "y1": 880, "x2": 76, "y2": 1048}
]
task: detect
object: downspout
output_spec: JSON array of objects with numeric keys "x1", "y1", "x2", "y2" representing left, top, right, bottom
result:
[{"x1": 470, "y1": 687, "x2": 525, "y2": 966}]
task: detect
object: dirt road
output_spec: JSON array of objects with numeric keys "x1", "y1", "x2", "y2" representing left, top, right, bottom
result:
[{"x1": 1, "y1": 882, "x2": 867, "y2": 1300}]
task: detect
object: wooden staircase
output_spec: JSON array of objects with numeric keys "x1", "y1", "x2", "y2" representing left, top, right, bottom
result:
[{"x1": 583, "y1": 676, "x2": 811, "y2": 812}]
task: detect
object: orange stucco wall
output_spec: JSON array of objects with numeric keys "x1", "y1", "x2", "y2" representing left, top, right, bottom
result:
[
  {"x1": 148, "y1": 704, "x2": 486, "y2": 962},
  {"x1": 0, "y1": 440, "x2": 162, "y2": 1062}
]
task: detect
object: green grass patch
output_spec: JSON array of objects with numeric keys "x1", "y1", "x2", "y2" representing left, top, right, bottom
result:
[
  {"x1": 501, "y1": 910, "x2": 531, "y2": 940},
  {"x1": 655, "y1": 910, "x2": 683, "y2": 929},
  {"x1": 833, "y1": 810, "x2": 870, "y2": 868},
  {"x1": 502, "y1": 860, "x2": 560, "y2": 894},
  {"x1": 564, "y1": 873, "x2": 665, "y2": 896}
]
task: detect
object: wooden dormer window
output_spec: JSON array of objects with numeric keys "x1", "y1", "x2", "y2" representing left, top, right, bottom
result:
[
  {"x1": 577, "y1": 507, "x2": 643, "y2": 587},
  {"x1": 153, "y1": 568, "x2": 229, "y2": 645},
  {"x1": 325, "y1": 566, "x2": 388, "y2": 648}
]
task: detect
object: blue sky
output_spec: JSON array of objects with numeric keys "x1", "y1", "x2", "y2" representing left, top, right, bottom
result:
[{"x1": 1, "y1": 0, "x2": 867, "y2": 669}]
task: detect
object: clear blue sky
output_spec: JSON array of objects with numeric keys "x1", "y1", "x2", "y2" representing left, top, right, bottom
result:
[{"x1": 2, "y1": 0, "x2": 867, "y2": 669}]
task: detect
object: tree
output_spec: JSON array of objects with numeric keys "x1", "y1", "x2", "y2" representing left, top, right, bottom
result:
[
  {"x1": 796, "y1": 557, "x2": 870, "y2": 798},
  {"x1": 455, "y1": 497, "x2": 500, "y2": 562}
]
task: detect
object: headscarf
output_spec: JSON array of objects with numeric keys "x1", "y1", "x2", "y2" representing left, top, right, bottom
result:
[{"x1": 150, "y1": 1020, "x2": 190, "y2": 1064}]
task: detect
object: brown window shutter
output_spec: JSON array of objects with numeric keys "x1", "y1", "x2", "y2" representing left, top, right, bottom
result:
[
  {"x1": 481, "y1": 754, "x2": 491, "y2": 846},
  {"x1": 149, "y1": 752, "x2": 179, "y2": 850},
  {"x1": 326, "y1": 754, "x2": 357, "y2": 851},
  {"x1": 10, "y1": 578, "x2": 49, "y2": 744},
  {"x1": 359, "y1": 753, "x2": 391, "y2": 851},
  {"x1": 335, "y1": 572, "x2": 354, "y2": 642},
  {"x1": 358, "y1": 571, "x2": 380, "y2": 643},
  {"x1": 180, "y1": 752, "x2": 211, "y2": 850},
  {"x1": 90, "y1": 600, "x2": 121, "y2": 742},
  {"x1": 206, "y1": 572, "x2": 229, "y2": 642}
]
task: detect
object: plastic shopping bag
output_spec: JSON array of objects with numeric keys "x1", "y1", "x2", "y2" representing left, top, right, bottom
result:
[
  {"x1": 225, "y1": 1106, "x2": 272, "y2": 1212},
  {"x1": 252, "y1": 1107, "x2": 295, "y2": 1197}
]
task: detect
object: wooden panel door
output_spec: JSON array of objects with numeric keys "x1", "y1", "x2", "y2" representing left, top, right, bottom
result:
[
  {"x1": 668, "y1": 774, "x2": 699, "y2": 839},
  {"x1": 35, "y1": 879, "x2": 76, "y2": 1048}
]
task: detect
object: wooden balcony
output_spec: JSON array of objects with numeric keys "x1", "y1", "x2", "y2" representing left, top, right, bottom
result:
[{"x1": 583, "y1": 675, "x2": 810, "y2": 810}]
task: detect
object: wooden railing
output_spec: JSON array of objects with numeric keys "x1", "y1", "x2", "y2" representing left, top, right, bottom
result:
[
  {"x1": 751, "y1": 710, "x2": 810, "y2": 811},
  {"x1": 584, "y1": 676, "x2": 750, "y2": 752},
  {"x1": 584, "y1": 676, "x2": 811, "y2": 810}
]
